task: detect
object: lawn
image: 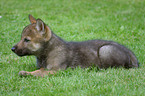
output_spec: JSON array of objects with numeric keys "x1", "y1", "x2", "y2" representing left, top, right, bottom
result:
[{"x1": 0, "y1": 0, "x2": 145, "y2": 95}]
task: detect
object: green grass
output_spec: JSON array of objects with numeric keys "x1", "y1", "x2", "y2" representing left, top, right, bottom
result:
[{"x1": 0, "y1": 0, "x2": 145, "y2": 95}]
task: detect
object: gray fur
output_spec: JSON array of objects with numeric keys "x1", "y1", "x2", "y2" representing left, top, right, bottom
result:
[
  {"x1": 36, "y1": 32, "x2": 139, "y2": 70},
  {"x1": 12, "y1": 17, "x2": 139, "y2": 71}
]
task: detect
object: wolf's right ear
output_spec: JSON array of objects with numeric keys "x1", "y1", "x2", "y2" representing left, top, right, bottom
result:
[
  {"x1": 36, "y1": 19, "x2": 52, "y2": 41},
  {"x1": 36, "y1": 19, "x2": 45, "y2": 32},
  {"x1": 29, "y1": 14, "x2": 36, "y2": 24}
]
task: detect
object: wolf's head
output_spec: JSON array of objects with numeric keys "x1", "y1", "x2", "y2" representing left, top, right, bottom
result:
[{"x1": 11, "y1": 15, "x2": 52, "y2": 56}]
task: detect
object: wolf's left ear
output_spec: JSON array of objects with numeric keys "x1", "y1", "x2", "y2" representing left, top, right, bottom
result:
[
  {"x1": 36, "y1": 19, "x2": 52, "y2": 41},
  {"x1": 29, "y1": 14, "x2": 36, "y2": 24}
]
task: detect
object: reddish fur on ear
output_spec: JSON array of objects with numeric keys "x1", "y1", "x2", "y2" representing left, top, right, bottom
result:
[
  {"x1": 45, "y1": 25, "x2": 52, "y2": 41},
  {"x1": 29, "y1": 14, "x2": 36, "y2": 24}
]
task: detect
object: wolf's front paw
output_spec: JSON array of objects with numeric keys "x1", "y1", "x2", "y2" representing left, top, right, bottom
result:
[{"x1": 19, "y1": 71, "x2": 30, "y2": 76}]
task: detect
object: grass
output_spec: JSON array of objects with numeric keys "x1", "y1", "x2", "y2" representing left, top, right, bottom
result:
[{"x1": 0, "y1": 0, "x2": 145, "y2": 95}]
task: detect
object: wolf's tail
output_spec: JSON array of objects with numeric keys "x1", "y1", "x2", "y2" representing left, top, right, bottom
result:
[{"x1": 129, "y1": 51, "x2": 139, "y2": 68}]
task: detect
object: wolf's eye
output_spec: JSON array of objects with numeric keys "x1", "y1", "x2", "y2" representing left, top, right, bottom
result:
[{"x1": 24, "y1": 38, "x2": 30, "y2": 42}]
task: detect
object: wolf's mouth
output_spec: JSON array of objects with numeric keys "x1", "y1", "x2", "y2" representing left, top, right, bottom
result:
[{"x1": 11, "y1": 47, "x2": 31, "y2": 57}]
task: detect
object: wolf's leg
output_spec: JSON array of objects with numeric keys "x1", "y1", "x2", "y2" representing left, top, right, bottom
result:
[{"x1": 19, "y1": 68, "x2": 56, "y2": 77}]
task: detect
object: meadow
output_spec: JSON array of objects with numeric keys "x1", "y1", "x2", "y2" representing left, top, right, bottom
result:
[{"x1": 0, "y1": 0, "x2": 145, "y2": 95}]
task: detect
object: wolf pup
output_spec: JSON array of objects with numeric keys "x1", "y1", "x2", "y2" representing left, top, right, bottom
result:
[{"x1": 11, "y1": 15, "x2": 139, "y2": 77}]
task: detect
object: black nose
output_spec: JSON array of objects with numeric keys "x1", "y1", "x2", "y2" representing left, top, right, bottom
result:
[{"x1": 11, "y1": 47, "x2": 15, "y2": 52}]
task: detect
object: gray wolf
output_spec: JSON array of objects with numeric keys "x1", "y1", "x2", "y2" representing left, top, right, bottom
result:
[{"x1": 11, "y1": 15, "x2": 139, "y2": 77}]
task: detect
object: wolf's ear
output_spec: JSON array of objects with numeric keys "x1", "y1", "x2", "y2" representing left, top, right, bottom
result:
[
  {"x1": 36, "y1": 19, "x2": 52, "y2": 41},
  {"x1": 36, "y1": 19, "x2": 45, "y2": 32},
  {"x1": 29, "y1": 14, "x2": 36, "y2": 24}
]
